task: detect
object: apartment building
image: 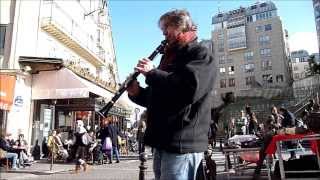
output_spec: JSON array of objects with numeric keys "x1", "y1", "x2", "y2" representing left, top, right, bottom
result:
[
  {"x1": 291, "y1": 50, "x2": 310, "y2": 81},
  {"x1": 0, "y1": 0, "x2": 130, "y2": 145},
  {"x1": 211, "y1": 1, "x2": 291, "y2": 107}
]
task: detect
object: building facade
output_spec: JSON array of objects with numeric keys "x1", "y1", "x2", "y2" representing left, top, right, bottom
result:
[
  {"x1": 0, "y1": 0, "x2": 131, "y2": 146},
  {"x1": 314, "y1": 0, "x2": 320, "y2": 54},
  {"x1": 291, "y1": 50, "x2": 310, "y2": 80},
  {"x1": 211, "y1": 1, "x2": 291, "y2": 107}
]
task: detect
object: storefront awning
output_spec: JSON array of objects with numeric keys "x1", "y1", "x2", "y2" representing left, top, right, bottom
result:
[
  {"x1": 32, "y1": 68, "x2": 114, "y2": 100},
  {"x1": 0, "y1": 74, "x2": 16, "y2": 110}
]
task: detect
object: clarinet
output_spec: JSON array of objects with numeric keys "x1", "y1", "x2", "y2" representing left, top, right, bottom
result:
[{"x1": 97, "y1": 40, "x2": 167, "y2": 118}]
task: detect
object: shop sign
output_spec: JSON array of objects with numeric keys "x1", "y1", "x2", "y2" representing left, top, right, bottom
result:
[
  {"x1": 0, "y1": 75, "x2": 16, "y2": 110},
  {"x1": 14, "y1": 95, "x2": 24, "y2": 107}
]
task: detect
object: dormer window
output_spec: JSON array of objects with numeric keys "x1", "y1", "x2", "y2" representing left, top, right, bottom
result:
[{"x1": 260, "y1": 3, "x2": 267, "y2": 7}]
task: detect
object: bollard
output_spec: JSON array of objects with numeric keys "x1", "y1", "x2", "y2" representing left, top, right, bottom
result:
[{"x1": 139, "y1": 152, "x2": 148, "y2": 180}]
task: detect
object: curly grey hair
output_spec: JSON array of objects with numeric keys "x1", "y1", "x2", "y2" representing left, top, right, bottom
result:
[{"x1": 158, "y1": 9, "x2": 197, "y2": 32}]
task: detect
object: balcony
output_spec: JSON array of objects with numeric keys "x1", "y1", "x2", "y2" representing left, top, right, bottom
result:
[{"x1": 40, "y1": 1, "x2": 105, "y2": 67}]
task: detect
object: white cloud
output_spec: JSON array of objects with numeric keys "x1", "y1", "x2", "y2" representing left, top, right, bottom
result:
[{"x1": 289, "y1": 32, "x2": 319, "y2": 54}]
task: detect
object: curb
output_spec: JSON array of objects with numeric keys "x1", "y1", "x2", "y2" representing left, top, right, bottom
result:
[{"x1": 0, "y1": 166, "x2": 74, "y2": 180}]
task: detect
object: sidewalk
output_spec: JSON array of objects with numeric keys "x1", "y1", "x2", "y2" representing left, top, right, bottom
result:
[
  {"x1": 0, "y1": 153, "x2": 151, "y2": 180},
  {"x1": 0, "y1": 160, "x2": 75, "y2": 180}
]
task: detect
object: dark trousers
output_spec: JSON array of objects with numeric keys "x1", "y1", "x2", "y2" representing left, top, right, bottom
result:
[
  {"x1": 75, "y1": 146, "x2": 86, "y2": 165},
  {"x1": 254, "y1": 131, "x2": 275, "y2": 175}
]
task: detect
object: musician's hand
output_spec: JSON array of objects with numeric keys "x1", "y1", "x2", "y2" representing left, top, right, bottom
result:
[
  {"x1": 127, "y1": 80, "x2": 140, "y2": 97},
  {"x1": 135, "y1": 58, "x2": 154, "y2": 76}
]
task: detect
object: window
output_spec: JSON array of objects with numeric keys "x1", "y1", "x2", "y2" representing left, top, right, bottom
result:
[
  {"x1": 293, "y1": 66, "x2": 298, "y2": 71},
  {"x1": 261, "y1": 60, "x2": 272, "y2": 71},
  {"x1": 262, "y1": 74, "x2": 273, "y2": 84},
  {"x1": 218, "y1": 40, "x2": 224, "y2": 52},
  {"x1": 220, "y1": 79, "x2": 227, "y2": 88},
  {"x1": 260, "y1": 48, "x2": 271, "y2": 57},
  {"x1": 245, "y1": 76, "x2": 255, "y2": 86},
  {"x1": 256, "y1": 11, "x2": 273, "y2": 21},
  {"x1": 247, "y1": 16, "x2": 253, "y2": 23},
  {"x1": 229, "y1": 78, "x2": 235, "y2": 87},
  {"x1": 0, "y1": 25, "x2": 7, "y2": 49},
  {"x1": 265, "y1": 24, "x2": 272, "y2": 31},
  {"x1": 260, "y1": 3, "x2": 267, "y2": 7},
  {"x1": 258, "y1": 35, "x2": 270, "y2": 46},
  {"x1": 219, "y1": 55, "x2": 226, "y2": 64},
  {"x1": 244, "y1": 63, "x2": 254, "y2": 73},
  {"x1": 217, "y1": 32, "x2": 224, "y2": 40},
  {"x1": 228, "y1": 66, "x2": 235, "y2": 75},
  {"x1": 219, "y1": 67, "x2": 226, "y2": 74},
  {"x1": 227, "y1": 25, "x2": 247, "y2": 50},
  {"x1": 294, "y1": 73, "x2": 300, "y2": 79},
  {"x1": 256, "y1": 26, "x2": 263, "y2": 32},
  {"x1": 226, "y1": 58, "x2": 233, "y2": 63},
  {"x1": 244, "y1": 51, "x2": 253, "y2": 61},
  {"x1": 276, "y1": 74, "x2": 284, "y2": 82}
]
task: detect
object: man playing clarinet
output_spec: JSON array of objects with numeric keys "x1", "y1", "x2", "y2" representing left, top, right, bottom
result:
[{"x1": 127, "y1": 9, "x2": 216, "y2": 180}]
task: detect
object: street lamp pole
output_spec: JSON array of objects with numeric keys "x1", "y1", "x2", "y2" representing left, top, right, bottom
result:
[{"x1": 134, "y1": 108, "x2": 147, "y2": 180}]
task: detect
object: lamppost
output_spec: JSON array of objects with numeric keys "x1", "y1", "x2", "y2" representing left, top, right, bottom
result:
[
  {"x1": 134, "y1": 108, "x2": 147, "y2": 180},
  {"x1": 50, "y1": 99, "x2": 57, "y2": 172}
]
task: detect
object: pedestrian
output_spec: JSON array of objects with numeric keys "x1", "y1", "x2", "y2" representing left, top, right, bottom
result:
[
  {"x1": 279, "y1": 106, "x2": 297, "y2": 159},
  {"x1": 73, "y1": 120, "x2": 89, "y2": 172},
  {"x1": 225, "y1": 118, "x2": 235, "y2": 139},
  {"x1": 137, "y1": 110, "x2": 147, "y2": 154},
  {"x1": 127, "y1": 9, "x2": 216, "y2": 180},
  {"x1": 240, "y1": 110, "x2": 248, "y2": 135},
  {"x1": 108, "y1": 119, "x2": 120, "y2": 163},
  {"x1": 41, "y1": 137, "x2": 49, "y2": 158},
  {"x1": 208, "y1": 121, "x2": 217, "y2": 149},
  {"x1": 253, "y1": 115, "x2": 277, "y2": 180},
  {"x1": 271, "y1": 105, "x2": 283, "y2": 127},
  {"x1": 98, "y1": 119, "x2": 113, "y2": 164},
  {"x1": 248, "y1": 112, "x2": 259, "y2": 135},
  {"x1": 32, "y1": 139, "x2": 41, "y2": 160}
]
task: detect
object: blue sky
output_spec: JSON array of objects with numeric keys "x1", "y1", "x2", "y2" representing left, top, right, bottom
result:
[{"x1": 108, "y1": 0, "x2": 317, "y2": 82}]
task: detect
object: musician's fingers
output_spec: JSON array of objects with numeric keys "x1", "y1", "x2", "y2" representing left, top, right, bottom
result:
[
  {"x1": 134, "y1": 67, "x2": 143, "y2": 73},
  {"x1": 137, "y1": 60, "x2": 148, "y2": 66},
  {"x1": 141, "y1": 58, "x2": 151, "y2": 62}
]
